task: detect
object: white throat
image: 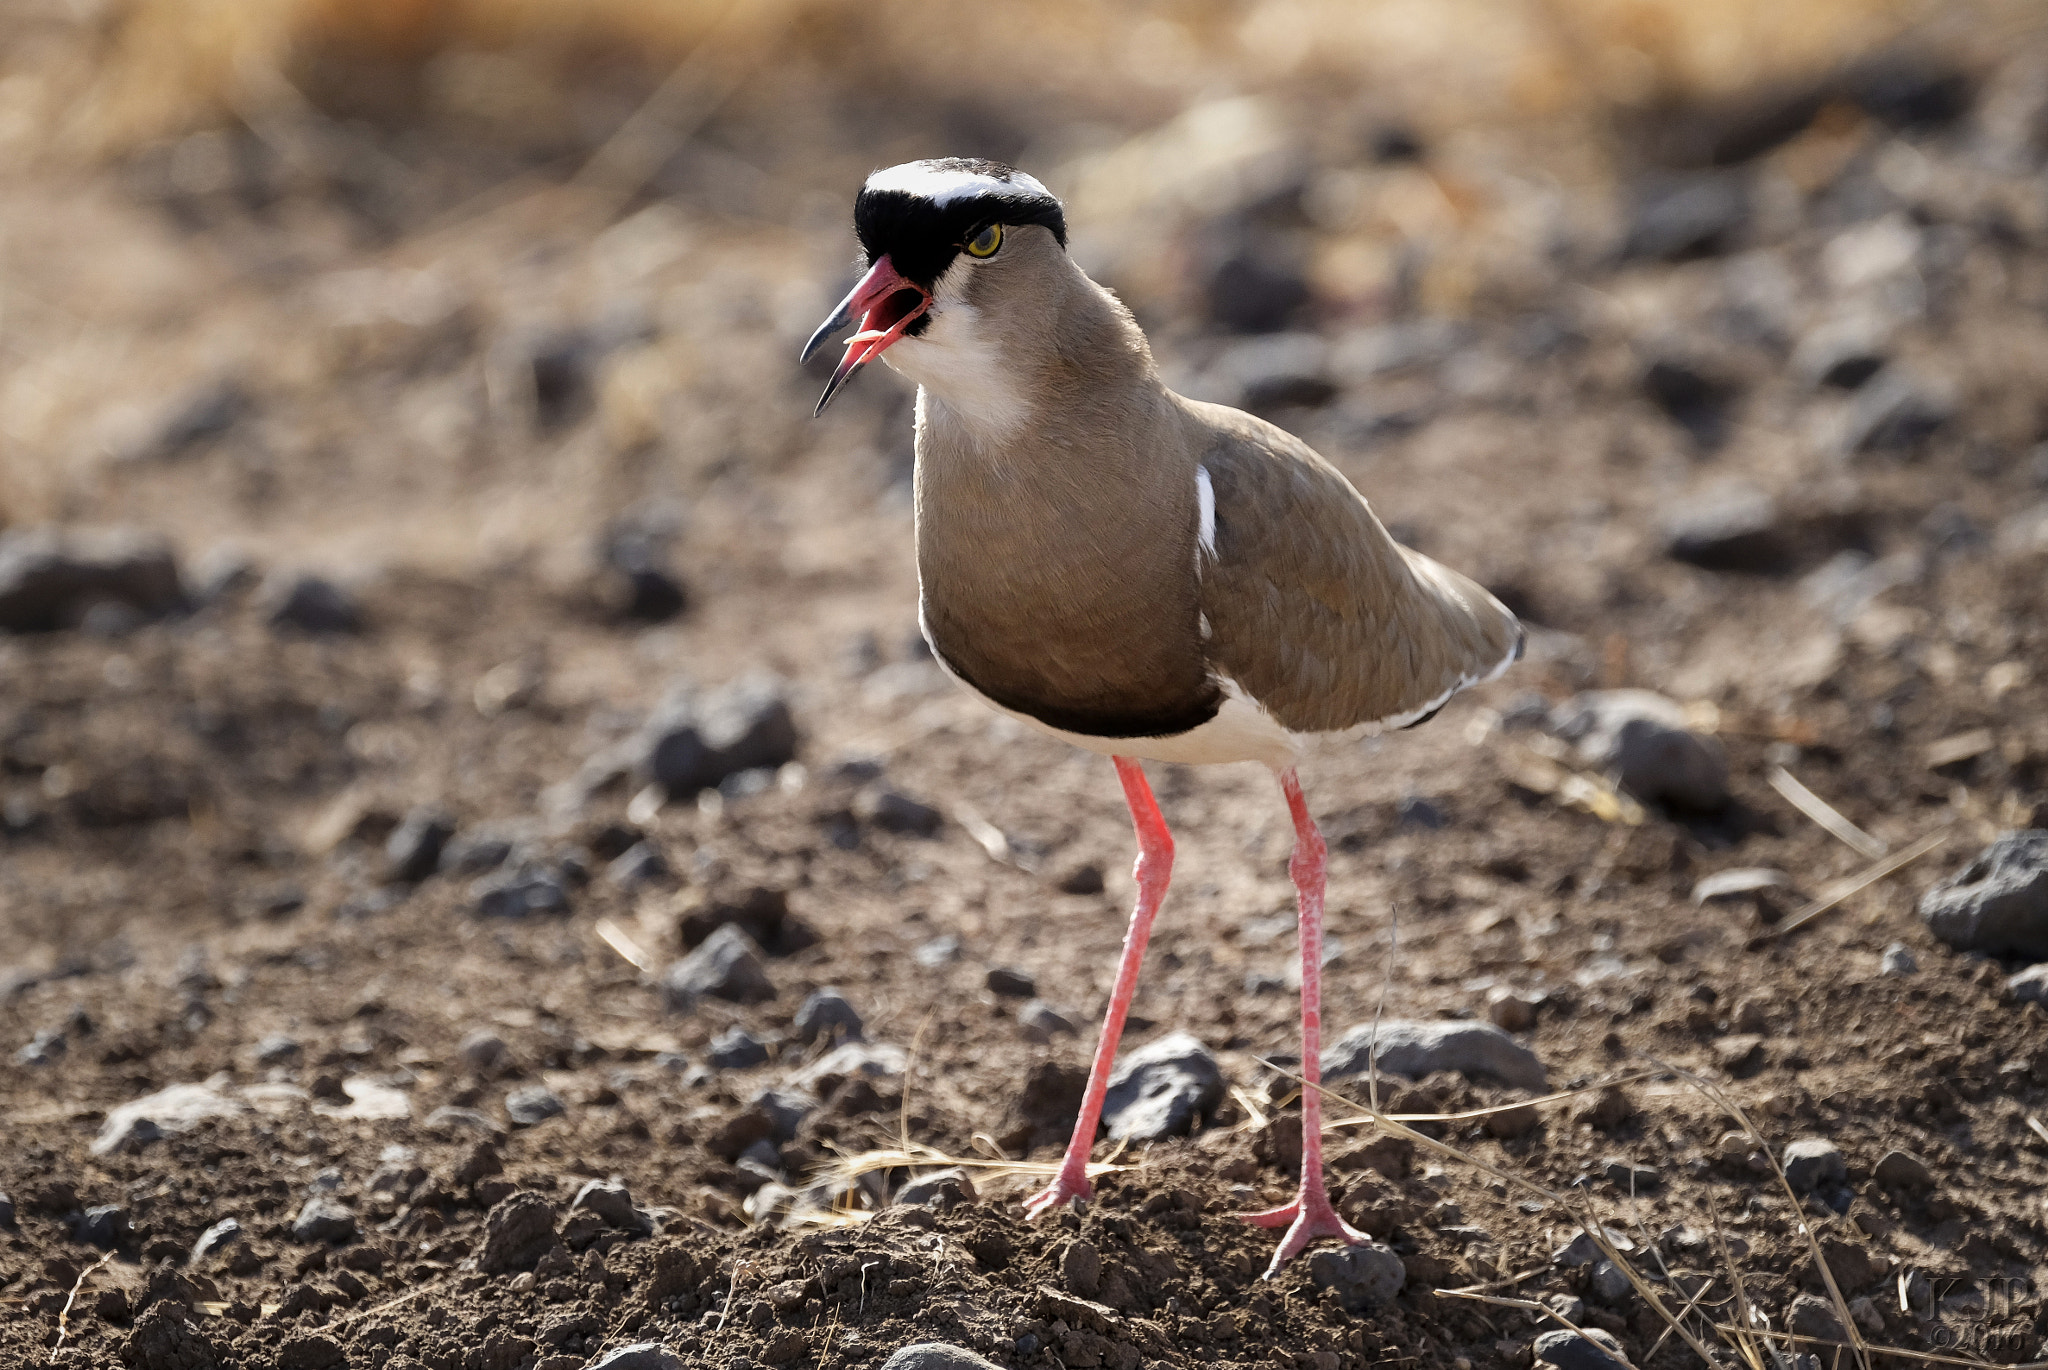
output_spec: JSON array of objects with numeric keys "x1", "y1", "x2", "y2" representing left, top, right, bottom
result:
[{"x1": 882, "y1": 269, "x2": 1030, "y2": 442}]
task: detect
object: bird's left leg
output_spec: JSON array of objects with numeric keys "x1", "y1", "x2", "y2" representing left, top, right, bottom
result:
[{"x1": 1238, "y1": 766, "x2": 1368, "y2": 1276}]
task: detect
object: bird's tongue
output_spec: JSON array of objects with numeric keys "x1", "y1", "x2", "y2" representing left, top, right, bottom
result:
[{"x1": 805, "y1": 254, "x2": 931, "y2": 414}]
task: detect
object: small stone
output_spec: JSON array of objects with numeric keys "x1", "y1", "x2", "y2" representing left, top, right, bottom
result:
[
  {"x1": 1018, "y1": 1000, "x2": 1080, "y2": 1043},
  {"x1": 1601, "y1": 1158, "x2": 1662, "y2": 1192},
  {"x1": 793, "y1": 988, "x2": 863, "y2": 1044},
  {"x1": 1781, "y1": 1138, "x2": 1848, "y2": 1194},
  {"x1": 1794, "y1": 316, "x2": 1889, "y2": 389},
  {"x1": 751, "y1": 1087, "x2": 817, "y2": 1142},
  {"x1": 1620, "y1": 173, "x2": 1748, "y2": 261},
  {"x1": 880, "y1": 1344, "x2": 1005, "y2": 1370},
  {"x1": 570, "y1": 1179, "x2": 652, "y2": 1235},
  {"x1": 1787, "y1": 1293, "x2": 1848, "y2": 1344},
  {"x1": 263, "y1": 573, "x2": 360, "y2": 634},
  {"x1": 895, "y1": 1168, "x2": 977, "y2": 1210},
  {"x1": 290, "y1": 1196, "x2": 355, "y2": 1244},
  {"x1": 479, "y1": 1193, "x2": 558, "y2": 1274},
  {"x1": 1879, "y1": 943, "x2": 1918, "y2": 976},
  {"x1": 1485, "y1": 988, "x2": 1538, "y2": 1032},
  {"x1": 706, "y1": 1026, "x2": 769, "y2": 1070},
  {"x1": 1712, "y1": 1035, "x2": 1765, "y2": 1073},
  {"x1": 1554, "y1": 1227, "x2": 1637, "y2": 1267},
  {"x1": 1920, "y1": 831, "x2": 2048, "y2": 959},
  {"x1": 1307, "y1": 1241, "x2": 1406, "y2": 1311},
  {"x1": 254, "y1": 1034, "x2": 301, "y2": 1066},
  {"x1": 1589, "y1": 1257, "x2": 1633, "y2": 1304},
  {"x1": 1543, "y1": 1293, "x2": 1586, "y2": 1325},
  {"x1": 913, "y1": 934, "x2": 962, "y2": 967},
  {"x1": 661, "y1": 924, "x2": 776, "y2": 1007},
  {"x1": 384, "y1": 807, "x2": 453, "y2": 884},
  {"x1": 0, "y1": 526, "x2": 184, "y2": 632},
  {"x1": 638, "y1": 674, "x2": 800, "y2": 798},
  {"x1": 1532, "y1": 1328, "x2": 1632, "y2": 1370},
  {"x1": 985, "y1": 966, "x2": 1036, "y2": 998},
  {"x1": 786, "y1": 1039, "x2": 907, "y2": 1095},
  {"x1": 584, "y1": 1345, "x2": 688, "y2": 1370},
  {"x1": 1840, "y1": 371, "x2": 1950, "y2": 456},
  {"x1": 1874, "y1": 1149, "x2": 1933, "y2": 1192},
  {"x1": 2007, "y1": 964, "x2": 2048, "y2": 1005},
  {"x1": 190, "y1": 1218, "x2": 243, "y2": 1262},
  {"x1": 1055, "y1": 863, "x2": 1105, "y2": 896},
  {"x1": 423, "y1": 1105, "x2": 504, "y2": 1137},
  {"x1": 1549, "y1": 690, "x2": 1728, "y2": 810},
  {"x1": 505, "y1": 1086, "x2": 565, "y2": 1127},
  {"x1": 440, "y1": 831, "x2": 514, "y2": 875},
  {"x1": 458, "y1": 1030, "x2": 511, "y2": 1075},
  {"x1": 17, "y1": 1029, "x2": 65, "y2": 1066},
  {"x1": 70, "y1": 1204, "x2": 131, "y2": 1249},
  {"x1": 1663, "y1": 486, "x2": 1786, "y2": 570},
  {"x1": 1642, "y1": 357, "x2": 1734, "y2": 443},
  {"x1": 857, "y1": 788, "x2": 944, "y2": 837},
  {"x1": 607, "y1": 841, "x2": 669, "y2": 888},
  {"x1": 471, "y1": 866, "x2": 570, "y2": 919},
  {"x1": 1322, "y1": 1020, "x2": 1547, "y2": 1091},
  {"x1": 0, "y1": 1191, "x2": 13, "y2": 1229},
  {"x1": 1100, "y1": 1031, "x2": 1224, "y2": 1141}
]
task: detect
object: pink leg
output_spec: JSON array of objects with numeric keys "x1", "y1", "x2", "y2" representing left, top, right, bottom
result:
[
  {"x1": 1238, "y1": 767, "x2": 1368, "y2": 1276},
  {"x1": 1024, "y1": 756, "x2": 1173, "y2": 1219}
]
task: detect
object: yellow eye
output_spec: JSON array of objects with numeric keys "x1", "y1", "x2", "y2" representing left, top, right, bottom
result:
[{"x1": 965, "y1": 223, "x2": 1002, "y2": 258}]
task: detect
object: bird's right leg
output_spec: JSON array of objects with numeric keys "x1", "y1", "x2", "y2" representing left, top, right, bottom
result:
[{"x1": 1023, "y1": 755, "x2": 1174, "y2": 1218}]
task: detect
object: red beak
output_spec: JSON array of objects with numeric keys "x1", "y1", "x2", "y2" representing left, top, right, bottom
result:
[{"x1": 800, "y1": 254, "x2": 933, "y2": 414}]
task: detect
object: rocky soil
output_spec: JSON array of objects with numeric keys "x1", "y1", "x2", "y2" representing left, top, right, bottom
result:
[{"x1": 6, "y1": 8, "x2": 2048, "y2": 1370}]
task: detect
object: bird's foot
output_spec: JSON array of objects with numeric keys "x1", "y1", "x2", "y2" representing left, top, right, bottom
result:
[
  {"x1": 1022, "y1": 1164, "x2": 1093, "y2": 1220},
  {"x1": 1236, "y1": 1186, "x2": 1368, "y2": 1277}
]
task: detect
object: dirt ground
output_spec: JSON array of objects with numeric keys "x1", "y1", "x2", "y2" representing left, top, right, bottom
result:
[{"x1": 6, "y1": 5, "x2": 2048, "y2": 1369}]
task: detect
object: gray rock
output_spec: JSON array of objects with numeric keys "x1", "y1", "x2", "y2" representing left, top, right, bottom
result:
[
  {"x1": 440, "y1": 831, "x2": 514, "y2": 875},
  {"x1": 1921, "y1": 832, "x2": 2048, "y2": 958},
  {"x1": 254, "y1": 1033, "x2": 302, "y2": 1066},
  {"x1": 1019, "y1": 1000, "x2": 1081, "y2": 1043},
  {"x1": 1782, "y1": 1138, "x2": 1847, "y2": 1193},
  {"x1": 607, "y1": 841, "x2": 669, "y2": 888},
  {"x1": 263, "y1": 572, "x2": 360, "y2": 634},
  {"x1": 1642, "y1": 357, "x2": 1734, "y2": 442},
  {"x1": 1840, "y1": 370, "x2": 1950, "y2": 455},
  {"x1": 17, "y1": 1028, "x2": 64, "y2": 1066},
  {"x1": 2007, "y1": 963, "x2": 2048, "y2": 1005},
  {"x1": 290, "y1": 1195, "x2": 356, "y2": 1244},
  {"x1": 857, "y1": 788, "x2": 945, "y2": 837},
  {"x1": 1553, "y1": 1226, "x2": 1637, "y2": 1267},
  {"x1": 1620, "y1": 173, "x2": 1748, "y2": 261},
  {"x1": 471, "y1": 865, "x2": 570, "y2": 919},
  {"x1": 1879, "y1": 943, "x2": 1918, "y2": 976},
  {"x1": 93, "y1": 1081, "x2": 247, "y2": 1155},
  {"x1": 1794, "y1": 316, "x2": 1889, "y2": 389},
  {"x1": 793, "y1": 987, "x2": 863, "y2": 1044},
  {"x1": 587, "y1": 1344, "x2": 689, "y2": 1370},
  {"x1": 190, "y1": 1217, "x2": 243, "y2": 1262},
  {"x1": 458, "y1": 1030, "x2": 511, "y2": 1075},
  {"x1": 570, "y1": 1178, "x2": 652, "y2": 1235},
  {"x1": 879, "y1": 1345, "x2": 1006, "y2": 1370},
  {"x1": 1693, "y1": 868, "x2": 1790, "y2": 904},
  {"x1": 1549, "y1": 690, "x2": 1729, "y2": 810},
  {"x1": 71, "y1": 1204, "x2": 131, "y2": 1249},
  {"x1": 640, "y1": 673, "x2": 799, "y2": 797},
  {"x1": 1602, "y1": 1158, "x2": 1662, "y2": 1192},
  {"x1": 1533, "y1": 1328, "x2": 1632, "y2": 1370},
  {"x1": 985, "y1": 966, "x2": 1036, "y2": 998},
  {"x1": 384, "y1": 807, "x2": 454, "y2": 884},
  {"x1": 0, "y1": 526, "x2": 184, "y2": 632},
  {"x1": 1543, "y1": 1293, "x2": 1587, "y2": 1325},
  {"x1": 1590, "y1": 1257, "x2": 1634, "y2": 1304},
  {"x1": 1056, "y1": 863, "x2": 1106, "y2": 896},
  {"x1": 1787, "y1": 1293, "x2": 1848, "y2": 1344},
  {"x1": 1307, "y1": 1242, "x2": 1406, "y2": 1311},
  {"x1": 895, "y1": 1168, "x2": 977, "y2": 1210},
  {"x1": 913, "y1": 935, "x2": 962, "y2": 968},
  {"x1": 423, "y1": 1105, "x2": 504, "y2": 1137},
  {"x1": 1323, "y1": 1020, "x2": 1547, "y2": 1091},
  {"x1": 751, "y1": 1087, "x2": 817, "y2": 1142},
  {"x1": 505, "y1": 1085, "x2": 565, "y2": 1127},
  {"x1": 706, "y1": 1026, "x2": 768, "y2": 1070},
  {"x1": 1664, "y1": 485, "x2": 1785, "y2": 572},
  {"x1": 661, "y1": 924, "x2": 775, "y2": 1007},
  {"x1": 478, "y1": 1192, "x2": 558, "y2": 1274},
  {"x1": 1100, "y1": 1031, "x2": 1223, "y2": 1141},
  {"x1": 1875, "y1": 1149, "x2": 1933, "y2": 1191}
]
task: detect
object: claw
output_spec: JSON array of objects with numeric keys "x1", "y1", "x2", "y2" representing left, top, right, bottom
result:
[
  {"x1": 1022, "y1": 1167, "x2": 1093, "y2": 1220},
  {"x1": 1234, "y1": 1187, "x2": 1368, "y2": 1277}
]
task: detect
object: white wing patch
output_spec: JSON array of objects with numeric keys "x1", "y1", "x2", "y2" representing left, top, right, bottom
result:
[
  {"x1": 865, "y1": 162, "x2": 1051, "y2": 207},
  {"x1": 1195, "y1": 465, "x2": 1217, "y2": 561}
]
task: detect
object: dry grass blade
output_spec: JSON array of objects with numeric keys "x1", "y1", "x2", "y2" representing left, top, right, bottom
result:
[
  {"x1": 1768, "y1": 766, "x2": 1888, "y2": 859},
  {"x1": 1321, "y1": 1069, "x2": 1664, "y2": 1131},
  {"x1": 336, "y1": 1277, "x2": 448, "y2": 1327},
  {"x1": 2026, "y1": 1114, "x2": 2048, "y2": 1148},
  {"x1": 595, "y1": 918, "x2": 655, "y2": 973},
  {"x1": 950, "y1": 800, "x2": 1014, "y2": 866},
  {"x1": 1705, "y1": 1322, "x2": 2048, "y2": 1370},
  {"x1": 1769, "y1": 826, "x2": 1951, "y2": 937},
  {"x1": 53, "y1": 1250, "x2": 115, "y2": 1349}
]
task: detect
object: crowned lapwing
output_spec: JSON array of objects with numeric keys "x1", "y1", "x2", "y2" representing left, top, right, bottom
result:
[{"x1": 803, "y1": 158, "x2": 1522, "y2": 1274}]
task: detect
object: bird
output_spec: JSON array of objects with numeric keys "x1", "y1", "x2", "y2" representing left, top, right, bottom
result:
[{"x1": 801, "y1": 157, "x2": 1521, "y2": 1275}]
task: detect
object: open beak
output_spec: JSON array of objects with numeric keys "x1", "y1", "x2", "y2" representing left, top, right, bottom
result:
[{"x1": 800, "y1": 254, "x2": 933, "y2": 415}]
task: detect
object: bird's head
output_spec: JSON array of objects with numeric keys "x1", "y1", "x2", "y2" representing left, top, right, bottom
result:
[{"x1": 801, "y1": 158, "x2": 1067, "y2": 418}]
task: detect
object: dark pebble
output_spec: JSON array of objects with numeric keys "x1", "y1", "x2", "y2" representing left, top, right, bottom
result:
[
  {"x1": 661, "y1": 924, "x2": 775, "y2": 1007},
  {"x1": 985, "y1": 966, "x2": 1036, "y2": 999},
  {"x1": 793, "y1": 987, "x2": 864, "y2": 1044},
  {"x1": 706, "y1": 1026, "x2": 770, "y2": 1070},
  {"x1": 384, "y1": 807, "x2": 454, "y2": 884},
  {"x1": 0, "y1": 526, "x2": 184, "y2": 633},
  {"x1": 505, "y1": 1086, "x2": 566, "y2": 1127},
  {"x1": 263, "y1": 573, "x2": 361, "y2": 634}
]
